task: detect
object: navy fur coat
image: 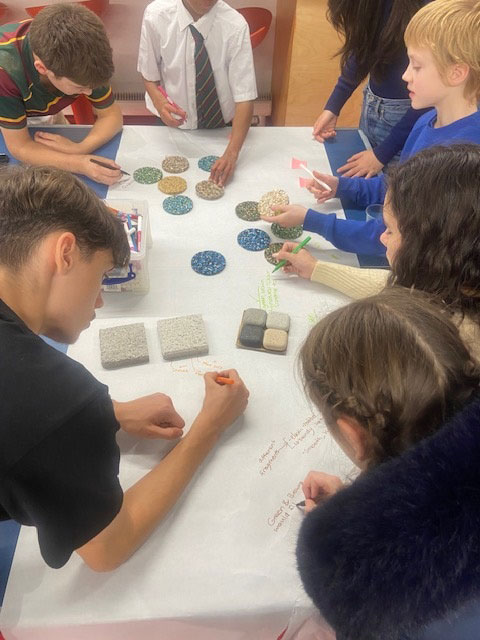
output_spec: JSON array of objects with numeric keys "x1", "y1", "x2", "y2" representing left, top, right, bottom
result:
[{"x1": 296, "y1": 395, "x2": 480, "y2": 640}]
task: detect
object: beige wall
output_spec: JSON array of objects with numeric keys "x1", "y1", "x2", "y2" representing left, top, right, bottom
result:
[{"x1": 272, "y1": 0, "x2": 364, "y2": 127}]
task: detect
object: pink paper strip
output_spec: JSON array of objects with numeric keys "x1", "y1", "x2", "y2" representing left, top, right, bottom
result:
[
  {"x1": 299, "y1": 177, "x2": 311, "y2": 188},
  {"x1": 291, "y1": 157, "x2": 307, "y2": 169}
]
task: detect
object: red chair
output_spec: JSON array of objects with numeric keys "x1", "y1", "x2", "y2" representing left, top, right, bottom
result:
[
  {"x1": 26, "y1": 0, "x2": 109, "y2": 19},
  {"x1": 71, "y1": 94, "x2": 96, "y2": 125},
  {"x1": 237, "y1": 7, "x2": 272, "y2": 49}
]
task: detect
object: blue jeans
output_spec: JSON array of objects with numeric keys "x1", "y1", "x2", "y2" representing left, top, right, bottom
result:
[{"x1": 359, "y1": 84, "x2": 411, "y2": 164}]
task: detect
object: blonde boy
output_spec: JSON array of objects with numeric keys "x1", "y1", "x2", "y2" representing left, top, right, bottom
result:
[{"x1": 264, "y1": 0, "x2": 480, "y2": 257}]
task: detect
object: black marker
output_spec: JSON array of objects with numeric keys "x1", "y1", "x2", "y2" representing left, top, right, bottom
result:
[{"x1": 90, "y1": 158, "x2": 129, "y2": 176}]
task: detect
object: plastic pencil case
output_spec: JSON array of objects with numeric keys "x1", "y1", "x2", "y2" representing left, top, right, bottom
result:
[{"x1": 102, "y1": 199, "x2": 151, "y2": 293}]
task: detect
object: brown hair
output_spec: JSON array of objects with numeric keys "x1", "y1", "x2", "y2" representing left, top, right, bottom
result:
[
  {"x1": 300, "y1": 287, "x2": 480, "y2": 468},
  {"x1": 386, "y1": 143, "x2": 480, "y2": 324},
  {"x1": 404, "y1": 0, "x2": 480, "y2": 100},
  {"x1": 327, "y1": 0, "x2": 424, "y2": 83},
  {"x1": 29, "y1": 3, "x2": 114, "y2": 88},
  {"x1": 0, "y1": 166, "x2": 129, "y2": 270}
]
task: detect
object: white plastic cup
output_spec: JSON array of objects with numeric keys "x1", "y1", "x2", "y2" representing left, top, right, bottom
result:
[{"x1": 365, "y1": 204, "x2": 384, "y2": 222}]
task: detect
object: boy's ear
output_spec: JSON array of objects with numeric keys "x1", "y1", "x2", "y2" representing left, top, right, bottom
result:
[
  {"x1": 447, "y1": 62, "x2": 470, "y2": 88},
  {"x1": 33, "y1": 57, "x2": 49, "y2": 77},
  {"x1": 54, "y1": 232, "x2": 77, "y2": 275},
  {"x1": 336, "y1": 416, "x2": 370, "y2": 466}
]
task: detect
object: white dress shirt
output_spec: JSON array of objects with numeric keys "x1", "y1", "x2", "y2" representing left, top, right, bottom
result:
[{"x1": 137, "y1": 0, "x2": 258, "y2": 128}]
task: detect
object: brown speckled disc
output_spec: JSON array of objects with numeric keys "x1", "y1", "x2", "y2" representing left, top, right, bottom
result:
[{"x1": 195, "y1": 180, "x2": 224, "y2": 200}]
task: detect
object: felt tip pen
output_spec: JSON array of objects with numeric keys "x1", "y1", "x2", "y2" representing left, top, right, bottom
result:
[
  {"x1": 216, "y1": 376, "x2": 235, "y2": 385},
  {"x1": 299, "y1": 163, "x2": 332, "y2": 192},
  {"x1": 272, "y1": 235, "x2": 312, "y2": 273},
  {"x1": 90, "y1": 158, "x2": 130, "y2": 176},
  {"x1": 158, "y1": 86, "x2": 187, "y2": 120},
  {"x1": 137, "y1": 214, "x2": 143, "y2": 251}
]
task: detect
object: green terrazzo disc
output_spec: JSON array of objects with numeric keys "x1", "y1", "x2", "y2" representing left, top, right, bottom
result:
[
  {"x1": 133, "y1": 166, "x2": 163, "y2": 184},
  {"x1": 271, "y1": 223, "x2": 303, "y2": 240},
  {"x1": 235, "y1": 201, "x2": 259, "y2": 221},
  {"x1": 264, "y1": 242, "x2": 284, "y2": 265}
]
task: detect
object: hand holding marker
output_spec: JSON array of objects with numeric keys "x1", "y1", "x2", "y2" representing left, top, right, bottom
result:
[
  {"x1": 90, "y1": 158, "x2": 130, "y2": 176},
  {"x1": 299, "y1": 163, "x2": 332, "y2": 192},
  {"x1": 272, "y1": 236, "x2": 312, "y2": 273}
]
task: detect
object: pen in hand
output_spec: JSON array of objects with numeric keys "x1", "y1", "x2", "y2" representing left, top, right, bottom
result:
[
  {"x1": 89, "y1": 158, "x2": 130, "y2": 176},
  {"x1": 272, "y1": 235, "x2": 312, "y2": 273}
]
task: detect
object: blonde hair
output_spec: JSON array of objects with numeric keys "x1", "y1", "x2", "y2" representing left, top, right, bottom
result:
[
  {"x1": 404, "y1": 0, "x2": 480, "y2": 99},
  {"x1": 299, "y1": 287, "x2": 480, "y2": 468}
]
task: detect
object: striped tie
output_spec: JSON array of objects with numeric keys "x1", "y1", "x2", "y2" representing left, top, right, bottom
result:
[{"x1": 189, "y1": 24, "x2": 225, "y2": 129}]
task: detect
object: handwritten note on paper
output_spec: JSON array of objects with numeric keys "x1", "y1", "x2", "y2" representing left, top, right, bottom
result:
[
  {"x1": 169, "y1": 357, "x2": 226, "y2": 376},
  {"x1": 267, "y1": 481, "x2": 303, "y2": 533},
  {"x1": 254, "y1": 272, "x2": 279, "y2": 312},
  {"x1": 258, "y1": 414, "x2": 328, "y2": 476}
]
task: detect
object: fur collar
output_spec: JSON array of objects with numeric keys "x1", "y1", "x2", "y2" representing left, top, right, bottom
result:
[{"x1": 296, "y1": 395, "x2": 480, "y2": 640}]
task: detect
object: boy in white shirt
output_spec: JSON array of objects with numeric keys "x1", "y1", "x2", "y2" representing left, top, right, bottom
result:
[{"x1": 138, "y1": 0, "x2": 258, "y2": 186}]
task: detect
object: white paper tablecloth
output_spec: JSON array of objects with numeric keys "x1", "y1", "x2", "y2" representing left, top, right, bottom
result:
[{"x1": 0, "y1": 127, "x2": 356, "y2": 640}]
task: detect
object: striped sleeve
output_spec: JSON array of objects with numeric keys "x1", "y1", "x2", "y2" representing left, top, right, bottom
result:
[
  {"x1": 87, "y1": 86, "x2": 115, "y2": 110},
  {"x1": 0, "y1": 67, "x2": 26, "y2": 129}
]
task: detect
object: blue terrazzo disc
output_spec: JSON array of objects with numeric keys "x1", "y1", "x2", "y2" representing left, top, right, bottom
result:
[
  {"x1": 237, "y1": 228, "x2": 271, "y2": 251},
  {"x1": 198, "y1": 155, "x2": 219, "y2": 172},
  {"x1": 191, "y1": 250, "x2": 226, "y2": 276},
  {"x1": 163, "y1": 195, "x2": 193, "y2": 215}
]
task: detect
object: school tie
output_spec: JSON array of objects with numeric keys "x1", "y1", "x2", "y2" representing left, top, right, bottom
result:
[{"x1": 189, "y1": 24, "x2": 225, "y2": 129}]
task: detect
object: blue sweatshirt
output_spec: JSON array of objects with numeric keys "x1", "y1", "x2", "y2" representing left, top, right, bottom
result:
[
  {"x1": 325, "y1": 0, "x2": 432, "y2": 165},
  {"x1": 306, "y1": 108, "x2": 480, "y2": 256}
]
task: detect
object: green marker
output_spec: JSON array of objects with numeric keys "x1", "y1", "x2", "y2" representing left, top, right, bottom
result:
[{"x1": 272, "y1": 235, "x2": 312, "y2": 273}]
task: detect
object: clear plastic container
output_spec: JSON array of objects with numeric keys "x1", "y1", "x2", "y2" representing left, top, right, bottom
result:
[{"x1": 102, "y1": 199, "x2": 151, "y2": 294}]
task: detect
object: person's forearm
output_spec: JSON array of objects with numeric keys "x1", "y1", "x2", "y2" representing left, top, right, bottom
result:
[
  {"x1": 310, "y1": 260, "x2": 389, "y2": 299},
  {"x1": 13, "y1": 138, "x2": 85, "y2": 173},
  {"x1": 76, "y1": 103, "x2": 123, "y2": 154},
  {"x1": 224, "y1": 101, "x2": 253, "y2": 157},
  {"x1": 143, "y1": 77, "x2": 166, "y2": 114},
  {"x1": 76, "y1": 414, "x2": 220, "y2": 572}
]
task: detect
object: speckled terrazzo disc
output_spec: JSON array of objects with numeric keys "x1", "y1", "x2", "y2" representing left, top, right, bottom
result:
[
  {"x1": 163, "y1": 195, "x2": 193, "y2": 215},
  {"x1": 133, "y1": 166, "x2": 163, "y2": 184},
  {"x1": 195, "y1": 180, "x2": 224, "y2": 200},
  {"x1": 157, "y1": 176, "x2": 187, "y2": 194},
  {"x1": 264, "y1": 242, "x2": 284, "y2": 265},
  {"x1": 235, "y1": 201, "x2": 259, "y2": 222},
  {"x1": 191, "y1": 250, "x2": 226, "y2": 276},
  {"x1": 258, "y1": 189, "x2": 290, "y2": 217},
  {"x1": 237, "y1": 228, "x2": 271, "y2": 251},
  {"x1": 198, "y1": 155, "x2": 219, "y2": 172},
  {"x1": 162, "y1": 155, "x2": 189, "y2": 173},
  {"x1": 271, "y1": 223, "x2": 303, "y2": 240}
]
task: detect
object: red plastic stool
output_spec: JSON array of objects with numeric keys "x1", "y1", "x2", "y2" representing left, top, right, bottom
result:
[
  {"x1": 237, "y1": 7, "x2": 273, "y2": 49},
  {"x1": 71, "y1": 94, "x2": 95, "y2": 125},
  {"x1": 26, "y1": 0, "x2": 109, "y2": 18}
]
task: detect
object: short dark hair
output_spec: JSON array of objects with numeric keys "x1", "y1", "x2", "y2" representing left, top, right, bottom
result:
[
  {"x1": 387, "y1": 143, "x2": 480, "y2": 323},
  {"x1": 300, "y1": 287, "x2": 480, "y2": 468},
  {"x1": 0, "y1": 166, "x2": 129, "y2": 270},
  {"x1": 29, "y1": 3, "x2": 114, "y2": 87}
]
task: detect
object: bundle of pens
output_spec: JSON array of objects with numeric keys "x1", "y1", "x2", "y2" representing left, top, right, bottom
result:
[{"x1": 114, "y1": 208, "x2": 143, "y2": 255}]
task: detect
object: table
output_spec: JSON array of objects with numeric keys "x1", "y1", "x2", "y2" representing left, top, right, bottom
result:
[{"x1": 0, "y1": 125, "x2": 374, "y2": 639}]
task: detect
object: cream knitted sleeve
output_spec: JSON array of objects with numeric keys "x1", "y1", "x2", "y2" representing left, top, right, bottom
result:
[{"x1": 310, "y1": 260, "x2": 390, "y2": 300}]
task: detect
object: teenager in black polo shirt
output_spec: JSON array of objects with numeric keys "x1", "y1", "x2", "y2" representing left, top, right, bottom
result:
[
  {"x1": 0, "y1": 166, "x2": 249, "y2": 571},
  {"x1": 0, "y1": 3, "x2": 123, "y2": 186}
]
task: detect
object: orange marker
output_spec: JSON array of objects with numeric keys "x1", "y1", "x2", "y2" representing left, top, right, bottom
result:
[{"x1": 216, "y1": 376, "x2": 234, "y2": 385}]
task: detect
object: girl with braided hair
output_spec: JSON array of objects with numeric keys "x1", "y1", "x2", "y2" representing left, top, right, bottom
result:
[{"x1": 295, "y1": 287, "x2": 480, "y2": 639}]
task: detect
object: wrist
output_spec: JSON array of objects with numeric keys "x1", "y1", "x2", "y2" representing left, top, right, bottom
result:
[
  {"x1": 187, "y1": 412, "x2": 222, "y2": 446},
  {"x1": 112, "y1": 399, "x2": 127, "y2": 427}
]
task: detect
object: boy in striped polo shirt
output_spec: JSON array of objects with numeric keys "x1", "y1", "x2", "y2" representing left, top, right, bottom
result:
[{"x1": 0, "y1": 3, "x2": 123, "y2": 186}]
